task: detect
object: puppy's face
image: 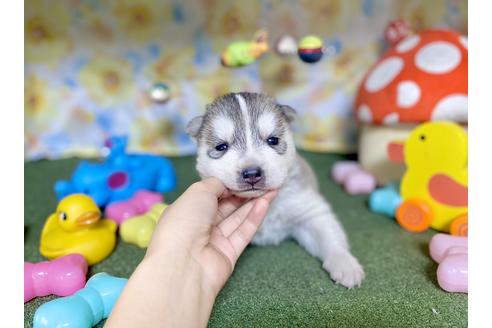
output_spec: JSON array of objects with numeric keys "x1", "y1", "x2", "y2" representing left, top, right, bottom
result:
[{"x1": 187, "y1": 92, "x2": 297, "y2": 198}]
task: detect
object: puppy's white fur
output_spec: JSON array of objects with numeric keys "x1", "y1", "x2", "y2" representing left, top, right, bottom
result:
[
  {"x1": 213, "y1": 116, "x2": 235, "y2": 141},
  {"x1": 187, "y1": 92, "x2": 364, "y2": 288}
]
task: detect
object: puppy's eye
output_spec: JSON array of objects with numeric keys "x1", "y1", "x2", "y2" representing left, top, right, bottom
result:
[
  {"x1": 267, "y1": 137, "x2": 279, "y2": 146},
  {"x1": 215, "y1": 143, "x2": 229, "y2": 151},
  {"x1": 59, "y1": 212, "x2": 67, "y2": 221}
]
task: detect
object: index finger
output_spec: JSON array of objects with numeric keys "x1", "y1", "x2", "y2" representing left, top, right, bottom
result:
[{"x1": 189, "y1": 177, "x2": 231, "y2": 199}]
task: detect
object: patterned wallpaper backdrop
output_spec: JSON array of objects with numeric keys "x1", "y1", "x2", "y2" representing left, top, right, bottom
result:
[{"x1": 24, "y1": 0, "x2": 467, "y2": 160}]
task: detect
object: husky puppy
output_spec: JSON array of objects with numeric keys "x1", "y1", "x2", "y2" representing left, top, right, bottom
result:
[{"x1": 186, "y1": 92, "x2": 364, "y2": 288}]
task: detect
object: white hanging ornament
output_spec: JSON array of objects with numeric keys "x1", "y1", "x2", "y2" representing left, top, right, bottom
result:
[
  {"x1": 149, "y1": 83, "x2": 171, "y2": 104},
  {"x1": 275, "y1": 34, "x2": 297, "y2": 56}
]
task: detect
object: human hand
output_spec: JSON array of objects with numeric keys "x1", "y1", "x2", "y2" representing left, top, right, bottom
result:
[
  {"x1": 147, "y1": 177, "x2": 277, "y2": 295},
  {"x1": 107, "y1": 177, "x2": 277, "y2": 328}
]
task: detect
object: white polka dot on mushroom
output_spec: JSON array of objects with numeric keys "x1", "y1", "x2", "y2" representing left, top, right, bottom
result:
[
  {"x1": 382, "y1": 113, "x2": 399, "y2": 125},
  {"x1": 365, "y1": 57, "x2": 404, "y2": 93},
  {"x1": 358, "y1": 104, "x2": 373, "y2": 123},
  {"x1": 431, "y1": 94, "x2": 468, "y2": 122},
  {"x1": 415, "y1": 41, "x2": 461, "y2": 74},
  {"x1": 459, "y1": 36, "x2": 468, "y2": 50},
  {"x1": 397, "y1": 81, "x2": 421, "y2": 108},
  {"x1": 396, "y1": 35, "x2": 420, "y2": 53}
]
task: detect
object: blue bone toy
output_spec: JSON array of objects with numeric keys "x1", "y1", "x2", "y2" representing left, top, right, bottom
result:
[
  {"x1": 368, "y1": 183, "x2": 402, "y2": 218},
  {"x1": 33, "y1": 273, "x2": 127, "y2": 328},
  {"x1": 55, "y1": 136, "x2": 177, "y2": 207}
]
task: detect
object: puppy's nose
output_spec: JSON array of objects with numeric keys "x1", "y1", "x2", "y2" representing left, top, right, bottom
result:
[{"x1": 242, "y1": 167, "x2": 263, "y2": 185}]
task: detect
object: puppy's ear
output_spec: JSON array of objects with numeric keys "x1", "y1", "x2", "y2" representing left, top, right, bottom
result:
[
  {"x1": 278, "y1": 105, "x2": 297, "y2": 123},
  {"x1": 186, "y1": 116, "x2": 204, "y2": 138}
]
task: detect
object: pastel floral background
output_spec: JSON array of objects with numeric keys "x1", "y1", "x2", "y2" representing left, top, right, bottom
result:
[{"x1": 25, "y1": 0, "x2": 467, "y2": 160}]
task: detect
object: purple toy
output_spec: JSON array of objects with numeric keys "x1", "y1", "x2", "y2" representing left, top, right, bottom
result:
[
  {"x1": 105, "y1": 189, "x2": 164, "y2": 225},
  {"x1": 331, "y1": 161, "x2": 377, "y2": 195},
  {"x1": 429, "y1": 234, "x2": 468, "y2": 293},
  {"x1": 24, "y1": 254, "x2": 88, "y2": 303}
]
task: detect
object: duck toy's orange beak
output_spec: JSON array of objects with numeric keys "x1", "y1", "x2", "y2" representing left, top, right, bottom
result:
[
  {"x1": 387, "y1": 141, "x2": 405, "y2": 163},
  {"x1": 75, "y1": 211, "x2": 101, "y2": 226}
]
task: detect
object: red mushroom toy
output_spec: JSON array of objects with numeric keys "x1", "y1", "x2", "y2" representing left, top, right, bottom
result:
[{"x1": 354, "y1": 27, "x2": 468, "y2": 185}]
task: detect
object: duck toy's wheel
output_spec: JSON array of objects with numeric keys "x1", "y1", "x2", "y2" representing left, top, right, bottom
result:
[
  {"x1": 396, "y1": 199, "x2": 433, "y2": 232},
  {"x1": 450, "y1": 214, "x2": 468, "y2": 236}
]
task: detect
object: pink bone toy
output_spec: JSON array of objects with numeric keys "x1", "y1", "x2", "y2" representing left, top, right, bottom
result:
[
  {"x1": 331, "y1": 161, "x2": 377, "y2": 195},
  {"x1": 24, "y1": 253, "x2": 88, "y2": 303},
  {"x1": 429, "y1": 233, "x2": 468, "y2": 293},
  {"x1": 105, "y1": 190, "x2": 164, "y2": 225}
]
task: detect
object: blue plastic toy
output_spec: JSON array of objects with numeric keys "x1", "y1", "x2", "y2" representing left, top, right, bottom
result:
[
  {"x1": 33, "y1": 273, "x2": 127, "y2": 328},
  {"x1": 368, "y1": 183, "x2": 402, "y2": 218},
  {"x1": 55, "y1": 136, "x2": 177, "y2": 207}
]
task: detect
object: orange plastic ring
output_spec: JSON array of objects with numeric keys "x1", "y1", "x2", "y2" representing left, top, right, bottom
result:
[
  {"x1": 396, "y1": 199, "x2": 433, "y2": 233},
  {"x1": 450, "y1": 214, "x2": 468, "y2": 236}
]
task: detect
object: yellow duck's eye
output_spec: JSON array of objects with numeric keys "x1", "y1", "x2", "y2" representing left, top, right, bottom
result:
[
  {"x1": 420, "y1": 134, "x2": 426, "y2": 141},
  {"x1": 59, "y1": 212, "x2": 67, "y2": 221}
]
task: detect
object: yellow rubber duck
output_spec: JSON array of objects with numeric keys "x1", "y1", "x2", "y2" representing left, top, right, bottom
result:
[
  {"x1": 40, "y1": 194, "x2": 117, "y2": 265},
  {"x1": 120, "y1": 203, "x2": 168, "y2": 248},
  {"x1": 388, "y1": 121, "x2": 468, "y2": 235}
]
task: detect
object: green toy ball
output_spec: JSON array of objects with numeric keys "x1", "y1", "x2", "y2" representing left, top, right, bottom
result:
[{"x1": 298, "y1": 35, "x2": 324, "y2": 63}]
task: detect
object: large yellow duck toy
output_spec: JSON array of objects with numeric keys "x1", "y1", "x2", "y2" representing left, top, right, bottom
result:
[
  {"x1": 388, "y1": 121, "x2": 468, "y2": 236},
  {"x1": 40, "y1": 194, "x2": 117, "y2": 265}
]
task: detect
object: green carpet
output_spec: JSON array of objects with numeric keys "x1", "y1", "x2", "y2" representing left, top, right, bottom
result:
[{"x1": 24, "y1": 152, "x2": 467, "y2": 327}]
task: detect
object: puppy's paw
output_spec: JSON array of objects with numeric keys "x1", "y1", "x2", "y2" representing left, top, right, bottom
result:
[{"x1": 323, "y1": 253, "x2": 365, "y2": 289}]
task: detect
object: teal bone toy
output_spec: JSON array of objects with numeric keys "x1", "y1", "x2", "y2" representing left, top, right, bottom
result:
[{"x1": 33, "y1": 273, "x2": 127, "y2": 328}]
